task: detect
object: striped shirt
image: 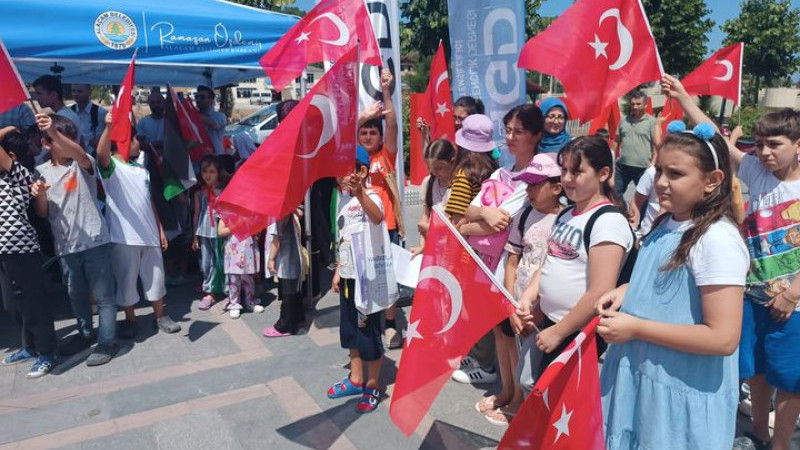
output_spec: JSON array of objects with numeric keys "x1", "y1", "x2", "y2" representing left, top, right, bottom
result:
[{"x1": 445, "y1": 169, "x2": 481, "y2": 217}]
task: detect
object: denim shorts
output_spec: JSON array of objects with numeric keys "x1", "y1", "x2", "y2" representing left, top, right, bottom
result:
[
  {"x1": 740, "y1": 297, "x2": 800, "y2": 393},
  {"x1": 338, "y1": 279, "x2": 383, "y2": 361}
]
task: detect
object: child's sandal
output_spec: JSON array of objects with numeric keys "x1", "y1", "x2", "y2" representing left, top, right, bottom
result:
[
  {"x1": 475, "y1": 395, "x2": 503, "y2": 414},
  {"x1": 356, "y1": 388, "x2": 380, "y2": 413},
  {"x1": 326, "y1": 377, "x2": 363, "y2": 399}
]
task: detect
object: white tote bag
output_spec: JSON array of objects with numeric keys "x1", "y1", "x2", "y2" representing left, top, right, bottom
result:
[{"x1": 350, "y1": 220, "x2": 399, "y2": 315}]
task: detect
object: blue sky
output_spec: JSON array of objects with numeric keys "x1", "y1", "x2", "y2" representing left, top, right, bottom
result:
[{"x1": 294, "y1": 0, "x2": 800, "y2": 55}]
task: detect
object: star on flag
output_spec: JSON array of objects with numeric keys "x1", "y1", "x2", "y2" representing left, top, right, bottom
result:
[
  {"x1": 294, "y1": 31, "x2": 311, "y2": 44},
  {"x1": 589, "y1": 34, "x2": 609, "y2": 59}
]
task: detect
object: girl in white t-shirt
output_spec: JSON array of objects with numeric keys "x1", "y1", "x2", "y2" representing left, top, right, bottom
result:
[
  {"x1": 517, "y1": 136, "x2": 633, "y2": 379},
  {"x1": 597, "y1": 124, "x2": 748, "y2": 449},
  {"x1": 411, "y1": 139, "x2": 457, "y2": 257}
]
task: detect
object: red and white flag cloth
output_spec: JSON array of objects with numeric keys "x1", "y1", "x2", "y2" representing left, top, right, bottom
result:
[
  {"x1": 259, "y1": 0, "x2": 381, "y2": 92},
  {"x1": 216, "y1": 46, "x2": 359, "y2": 238},
  {"x1": 0, "y1": 40, "x2": 29, "y2": 115},
  {"x1": 420, "y1": 41, "x2": 455, "y2": 142},
  {"x1": 659, "y1": 97, "x2": 684, "y2": 134},
  {"x1": 390, "y1": 206, "x2": 516, "y2": 436},
  {"x1": 499, "y1": 317, "x2": 606, "y2": 450},
  {"x1": 518, "y1": 0, "x2": 664, "y2": 122},
  {"x1": 681, "y1": 42, "x2": 744, "y2": 105},
  {"x1": 109, "y1": 51, "x2": 137, "y2": 162},
  {"x1": 588, "y1": 100, "x2": 621, "y2": 143}
]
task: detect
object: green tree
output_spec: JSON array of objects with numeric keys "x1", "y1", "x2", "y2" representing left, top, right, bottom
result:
[
  {"x1": 641, "y1": 0, "x2": 714, "y2": 76},
  {"x1": 723, "y1": 0, "x2": 800, "y2": 105},
  {"x1": 228, "y1": 0, "x2": 304, "y2": 15},
  {"x1": 400, "y1": 0, "x2": 449, "y2": 58}
]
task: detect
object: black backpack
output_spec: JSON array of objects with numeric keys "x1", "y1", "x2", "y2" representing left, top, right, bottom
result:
[{"x1": 548, "y1": 204, "x2": 638, "y2": 286}]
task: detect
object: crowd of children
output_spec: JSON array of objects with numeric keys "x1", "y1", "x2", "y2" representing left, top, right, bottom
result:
[{"x1": 1, "y1": 67, "x2": 800, "y2": 449}]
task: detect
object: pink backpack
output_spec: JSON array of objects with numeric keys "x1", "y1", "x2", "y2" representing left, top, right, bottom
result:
[{"x1": 467, "y1": 169, "x2": 515, "y2": 271}]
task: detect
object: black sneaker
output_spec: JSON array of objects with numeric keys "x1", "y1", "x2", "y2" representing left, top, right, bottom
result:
[
  {"x1": 58, "y1": 333, "x2": 96, "y2": 356},
  {"x1": 86, "y1": 343, "x2": 119, "y2": 367},
  {"x1": 118, "y1": 320, "x2": 138, "y2": 340},
  {"x1": 155, "y1": 316, "x2": 181, "y2": 334}
]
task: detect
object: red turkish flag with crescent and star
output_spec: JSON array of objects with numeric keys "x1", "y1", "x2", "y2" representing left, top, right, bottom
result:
[
  {"x1": 216, "y1": 46, "x2": 359, "y2": 238},
  {"x1": 499, "y1": 317, "x2": 606, "y2": 450},
  {"x1": 390, "y1": 207, "x2": 516, "y2": 436},
  {"x1": 518, "y1": 0, "x2": 664, "y2": 122},
  {"x1": 0, "y1": 40, "x2": 29, "y2": 115},
  {"x1": 588, "y1": 100, "x2": 621, "y2": 145},
  {"x1": 259, "y1": 0, "x2": 381, "y2": 92},
  {"x1": 681, "y1": 42, "x2": 744, "y2": 105},
  {"x1": 109, "y1": 52, "x2": 136, "y2": 162},
  {"x1": 421, "y1": 41, "x2": 455, "y2": 142}
]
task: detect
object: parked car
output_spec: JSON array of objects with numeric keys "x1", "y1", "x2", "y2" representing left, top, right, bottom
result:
[{"x1": 224, "y1": 103, "x2": 278, "y2": 145}]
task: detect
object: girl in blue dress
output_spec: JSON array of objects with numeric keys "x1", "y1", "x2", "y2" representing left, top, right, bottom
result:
[{"x1": 597, "y1": 123, "x2": 750, "y2": 450}]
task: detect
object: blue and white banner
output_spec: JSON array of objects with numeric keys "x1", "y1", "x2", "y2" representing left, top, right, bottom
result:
[{"x1": 447, "y1": 0, "x2": 526, "y2": 167}]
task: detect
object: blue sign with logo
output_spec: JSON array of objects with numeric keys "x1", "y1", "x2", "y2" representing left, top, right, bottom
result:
[
  {"x1": 1, "y1": 0, "x2": 298, "y2": 86},
  {"x1": 447, "y1": 0, "x2": 526, "y2": 167}
]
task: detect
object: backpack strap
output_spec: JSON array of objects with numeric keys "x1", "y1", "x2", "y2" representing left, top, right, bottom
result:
[
  {"x1": 582, "y1": 205, "x2": 631, "y2": 252},
  {"x1": 518, "y1": 204, "x2": 534, "y2": 237},
  {"x1": 555, "y1": 204, "x2": 575, "y2": 223}
]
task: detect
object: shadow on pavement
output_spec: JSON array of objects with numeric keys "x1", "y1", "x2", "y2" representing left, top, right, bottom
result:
[
  {"x1": 419, "y1": 420, "x2": 499, "y2": 449},
  {"x1": 275, "y1": 398, "x2": 361, "y2": 448}
]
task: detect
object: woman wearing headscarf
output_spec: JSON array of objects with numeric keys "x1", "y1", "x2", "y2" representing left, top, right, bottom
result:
[{"x1": 537, "y1": 97, "x2": 572, "y2": 153}]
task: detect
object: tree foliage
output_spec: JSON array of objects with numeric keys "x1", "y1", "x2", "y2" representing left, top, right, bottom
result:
[
  {"x1": 227, "y1": 0, "x2": 304, "y2": 16},
  {"x1": 641, "y1": 0, "x2": 714, "y2": 76},
  {"x1": 722, "y1": 0, "x2": 800, "y2": 104},
  {"x1": 400, "y1": 0, "x2": 450, "y2": 58}
]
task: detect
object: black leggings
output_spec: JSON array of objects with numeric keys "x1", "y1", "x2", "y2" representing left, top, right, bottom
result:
[
  {"x1": 0, "y1": 252, "x2": 57, "y2": 355},
  {"x1": 274, "y1": 277, "x2": 305, "y2": 334}
]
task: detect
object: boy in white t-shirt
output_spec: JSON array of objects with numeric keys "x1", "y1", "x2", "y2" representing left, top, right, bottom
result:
[
  {"x1": 96, "y1": 113, "x2": 181, "y2": 339},
  {"x1": 629, "y1": 166, "x2": 661, "y2": 235},
  {"x1": 328, "y1": 147, "x2": 386, "y2": 414}
]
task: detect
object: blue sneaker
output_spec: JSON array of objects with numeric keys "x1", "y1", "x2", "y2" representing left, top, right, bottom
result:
[
  {"x1": 2, "y1": 348, "x2": 37, "y2": 366},
  {"x1": 26, "y1": 355, "x2": 55, "y2": 379},
  {"x1": 327, "y1": 377, "x2": 363, "y2": 399}
]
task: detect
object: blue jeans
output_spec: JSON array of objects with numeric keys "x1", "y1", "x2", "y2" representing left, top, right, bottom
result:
[
  {"x1": 614, "y1": 163, "x2": 647, "y2": 199},
  {"x1": 60, "y1": 244, "x2": 117, "y2": 346}
]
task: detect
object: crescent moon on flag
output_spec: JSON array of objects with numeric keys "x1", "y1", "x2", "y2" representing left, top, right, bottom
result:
[
  {"x1": 309, "y1": 12, "x2": 350, "y2": 47},
  {"x1": 714, "y1": 60, "x2": 734, "y2": 81},
  {"x1": 435, "y1": 72, "x2": 448, "y2": 93},
  {"x1": 599, "y1": 9, "x2": 633, "y2": 71},
  {"x1": 297, "y1": 94, "x2": 338, "y2": 160},
  {"x1": 418, "y1": 265, "x2": 463, "y2": 335}
]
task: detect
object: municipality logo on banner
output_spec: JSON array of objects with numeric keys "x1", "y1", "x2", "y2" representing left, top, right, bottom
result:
[
  {"x1": 447, "y1": 0, "x2": 525, "y2": 167},
  {"x1": 94, "y1": 11, "x2": 138, "y2": 50}
]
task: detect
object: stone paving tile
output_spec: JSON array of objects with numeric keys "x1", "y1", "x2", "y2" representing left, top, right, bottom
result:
[
  {"x1": 151, "y1": 410, "x2": 246, "y2": 450},
  {"x1": 57, "y1": 428, "x2": 159, "y2": 450}
]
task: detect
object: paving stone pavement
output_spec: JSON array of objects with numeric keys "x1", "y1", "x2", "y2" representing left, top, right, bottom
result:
[{"x1": 0, "y1": 273, "x2": 511, "y2": 450}]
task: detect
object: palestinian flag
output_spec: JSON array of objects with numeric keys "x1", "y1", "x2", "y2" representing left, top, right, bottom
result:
[{"x1": 163, "y1": 85, "x2": 197, "y2": 200}]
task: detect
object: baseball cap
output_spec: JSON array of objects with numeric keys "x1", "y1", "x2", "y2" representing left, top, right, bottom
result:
[
  {"x1": 513, "y1": 153, "x2": 561, "y2": 184},
  {"x1": 355, "y1": 145, "x2": 371, "y2": 166},
  {"x1": 455, "y1": 114, "x2": 495, "y2": 153}
]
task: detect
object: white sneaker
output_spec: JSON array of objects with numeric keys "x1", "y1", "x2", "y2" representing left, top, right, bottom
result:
[
  {"x1": 451, "y1": 366, "x2": 498, "y2": 384},
  {"x1": 738, "y1": 397, "x2": 752, "y2": 417},
  {"x1": 229, "y1": 309, "x2": 241, "y2": 319},
  {"x1": 251, "y1": 305, "x2": 265, "y2": 314}
]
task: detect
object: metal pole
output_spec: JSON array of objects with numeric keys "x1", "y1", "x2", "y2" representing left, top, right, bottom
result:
[{"x1": 300, "y1": 72, "x2": 314, "y2": 304}]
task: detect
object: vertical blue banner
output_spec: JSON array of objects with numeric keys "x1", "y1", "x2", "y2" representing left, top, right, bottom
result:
[{"x1": 447, "y1": 0, "x2": 526, "y2": 168}]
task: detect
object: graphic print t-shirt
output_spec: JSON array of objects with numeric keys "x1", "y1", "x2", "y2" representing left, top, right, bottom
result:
[
  {"x1": 739, "y1": 154, "x2": 800, "y2": 308},
  {"x1": 538, "y1": 203, "x2": 633, "y2": 322}
]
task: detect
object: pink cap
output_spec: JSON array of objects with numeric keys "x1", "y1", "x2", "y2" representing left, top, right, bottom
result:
[{"x1": 513, "y1": 153, "x2": 561, "y2": 184}]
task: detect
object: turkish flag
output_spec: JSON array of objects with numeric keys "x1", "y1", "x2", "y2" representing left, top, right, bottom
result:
[
  {"x1": 518, "y1": 0, "x2": 664, "y2": 122},
  {"x1": 175, "y1": 95, "x2": 215, "y2": 161},
  {"x1": 390, "y1": 207, "x2": 516, "y2": 436},
  {"x1": 0, "y1": 40, "x2": 29, "y2": 115},
  {"x1": 588, "y1": 100, "x2": 622, "y2": 144},
  {"x1": 499, "y1": 317, "x2": 606, "y2": 450},
  {"x1": 422, "y1": 41, "x2": 455, "y2": 142},
  {"x1": 659, "y1": 97, "x2": 684, "y2": 134},
  {"x1": 409, "y1": 93, "x2": 427, "y2": 185},
  {"x1": 216, "y1": 46, "x2": 359, "y2": 238},
  {"x1": 681, "y1": 42, "x2": 744, "y2": 105},
  {"x1": 260, "y1": 0, "x2": 381, "y2": 92},
  {"x1": 110, "y1": 52, "x2": 136, "y2": 162}
]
